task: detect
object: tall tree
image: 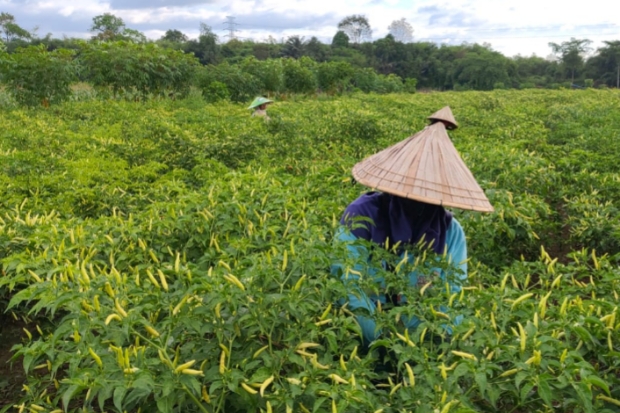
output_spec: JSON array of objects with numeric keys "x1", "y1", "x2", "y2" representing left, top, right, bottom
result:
[
  {"x1": 388, "y1": 18, "x2": 413, "y2": 43},
  {"x1": 374, "y1": 34, "x2": 402, "y2": 74},
  {"x1": 304, "y1": 36, "x2": 329, "y2": 62},
  {"x1": 281, "y1": 35, "x2": 305, "y2": 59},
  {"x1": 548, "y1": 38, "x2": 592, "y2": 83},
  {"x1": 251, "y1": 37, "x2": 280, "y2": 60},
  {"x1": 587, "y1": 41, "x2": 620, "y2": 88},
  {"x1": 454, "y1": 49, "x2": 511, "y2": 90},
  {"x1": 122, "y1": 28, "x2": 147, "y2": 43},
  {"x1": 161, "y1": 29, "x2": 188, "y2": 43},
  {"x1": 0, "y1": 12, "x2": 31, "y2": 43},
  {"x1": 512, "y1": 54, "x2": 554, "y2": 87},
  {"x1": 184, "y1": 23, "x2": 219, "y2": 65},
  {"x1": 90, "y1": 13, "x2": 126, "y2": 41},
  {"x1": 337, "y1": 15, "x2": 372, "y2": 44},
  {"x1": 331, "y1": 31, "x2": 350, "y2": 48}
]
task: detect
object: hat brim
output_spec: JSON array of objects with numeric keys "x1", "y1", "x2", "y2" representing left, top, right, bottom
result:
[
  {"x1": 248, "y1": 100, "x2": 273, "y2": 109},
  {"x1": 351, "y1": 123, "x2": 493, "y2": 212}
]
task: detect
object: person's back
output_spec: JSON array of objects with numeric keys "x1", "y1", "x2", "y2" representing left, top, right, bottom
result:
[
  {"x1": 332, "y1": 106, "x2": 493, "y2": 347},
  {"x1": 252, "y1": 108, "x2": 269, "y2": 119}
]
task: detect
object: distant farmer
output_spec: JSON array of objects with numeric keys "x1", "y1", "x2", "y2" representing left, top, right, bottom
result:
[
  {"x1": 248, "y1": 97, "x2": 273, "y2": 119},
  {"x1": 331, "y1": 106, "x2": 494, "y2": 346}
]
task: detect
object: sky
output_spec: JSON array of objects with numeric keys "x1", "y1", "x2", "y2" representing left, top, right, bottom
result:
[{"x1": 2, "y1": 0, "x2": 620, "y2": 57}]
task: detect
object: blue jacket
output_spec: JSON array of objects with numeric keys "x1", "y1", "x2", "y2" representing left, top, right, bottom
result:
[{"x1": 330, "y1": 218, "x2": 467, "y2": 344}]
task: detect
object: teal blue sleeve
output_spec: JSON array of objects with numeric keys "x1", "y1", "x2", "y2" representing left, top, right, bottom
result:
[
  {"x1": 443, "y1": 218, "x2": 468, "y2": 293},
  {"x1": 401, "y1": 218, "x2": 468, "y2": 330},
  {"x1": 440, "y1": 218, "x2": 468, "y2": 327},
  {"x1": 331, "y1": 220, "x2": 468, "y2": 341},
  {"x1": 330, "y1": 228, "x2": 383, "y2": 344}
]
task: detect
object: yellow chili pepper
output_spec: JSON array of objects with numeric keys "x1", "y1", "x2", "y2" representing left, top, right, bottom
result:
[
  {"x1": 88, "y1": 347, "x2": 103, "y2": 368},
  {"x1": 174, "y1": 360, "x2": 196, "y2": 373},
  {"x1": 105, "y1": 314, "x2": 122, "y2": 325},
  {"x1": 329, "y1": 374, "x2": 349, "y2": 385},
  {"x1": 510, "y1": 293, "x2": 534, "y2": 310},
  {"x1": 224, "y1": 274, "x2": 245, "y2": 291},
  {"x1": 405, "y1": 363, "x2": 415, "y2": 388},
  {"x1": 451, "y1": 350, "x2": 477, "y2": 361},
  {"x1": 114, "y1": 299, "x2": 128, "y2": 318},
  {"x1": 146, "y1": 270, "x2": 160, "y2": 289},
  {"x1": 157, "y1": 269, "x2": 169, "y2": 292},
  {"x1": 253, "y1": 345, "x2": 269, "y2": 359},
  {"x1": 181, "y1": 369, "x2": 204, "y2": 376},
  {"x1": 499, "y1": 368, "x2": 519, "y2": 378},
  {"x1": 260, "y1": 375, "x2": 275, "y2": 397}
]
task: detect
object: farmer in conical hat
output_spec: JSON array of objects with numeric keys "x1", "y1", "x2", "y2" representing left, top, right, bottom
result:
[
  {"x1": 331, "y1": 106, "x2": 492, "y2": 347},
  {"x1": 248, "y1": 96, "x2": 273, "y2": 119}
]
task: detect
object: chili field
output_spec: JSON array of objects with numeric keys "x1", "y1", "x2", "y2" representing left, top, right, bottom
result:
[{"x1": 0, "y1": 90, "x2": 619, "y2": 412}]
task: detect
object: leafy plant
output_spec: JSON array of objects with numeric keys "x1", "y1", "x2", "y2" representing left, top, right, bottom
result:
[
  {"x1": 79, "y1": 41, "x2": 199, "y2": 100},
  {"x1": 0, "y1": 45, "x2": 77, "y2": 107},
  {"x1": 1, "y1": 90, "x2": 620, "y2": 413}
]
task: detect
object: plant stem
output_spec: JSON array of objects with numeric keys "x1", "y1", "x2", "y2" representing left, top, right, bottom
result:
[{"x1": 183, "y1": 384, "x2": 211, "y2": 413}]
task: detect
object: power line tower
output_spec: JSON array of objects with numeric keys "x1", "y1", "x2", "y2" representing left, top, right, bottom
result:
[{"x1": 223, "y1": 16, "x2": 239, "y2": 41}]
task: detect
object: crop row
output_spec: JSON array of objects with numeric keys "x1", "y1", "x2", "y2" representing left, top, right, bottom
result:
[{"x1": 0, "y1": 90, "x2": 619, "y2": 412}]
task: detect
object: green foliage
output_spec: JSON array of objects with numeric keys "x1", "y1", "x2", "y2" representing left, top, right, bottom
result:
[
  {"x1": 352, "y1": 68, "x2": 378, "y2": 93},
  {"x1": 79, "y1": 41, "x2": 199, "y2": 100},
  {"x1": 160, "y1": 29, "x2": 188, "y2": 43},
  {"x1": 281, "y1": 35, "x2": 305, "y2": 59},
  {"x1": 88, "y1": 13, "x2": 146, "y2": 43},
  {"x1": 586, "y1": 40, "x2": 620, "y2": 88},
  {"x1": 202, "y1": 81, "x2": 229, "y2": 103},
  {"x1": 403, "y1": 78, "x2": 417, "y2": 93},
  {"x1": 1, "y1": 91, "x2": 620, "y2": 412},
  {"x1": 0, "y1": 44, "x2": 77, "y2": 107},
  {"x1": 240, "y1": 57, "x2": 284, "y2": 94},
  {"x1": 455, "y1": 49, "x2": 511, "y2": 91},
  {"x1": 0, "y1": 12, "x2": 31, "y2": 43},
  {"x1": 282, "y1": 58, "x2": 317, "y2": 94},
  {"x1": 196, "y1": 62, "x2": 260, "y2": 103},
  {"x1": 549, "y1": 38, "x2": 593, "y2": 82},
  {"x1": 184, "y1": 24, "x2": 220, "y2": 66},
  {"x1": 374, "y1": 73, "x2": 404, "y2": 93},
  {"x1": 331, "y1": 31, "x2": 350, "y2": 48},
  {"x1": 317, "y1": 61, "x2": 354, "y2": 93}
]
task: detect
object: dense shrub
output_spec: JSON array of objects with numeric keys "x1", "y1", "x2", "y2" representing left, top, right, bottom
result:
[
  {"x1": 196, "y1": 62, "x2": 260, "y2": 103},
  {"x1": 352, "y1": 68, "x2": 378, "y2": 93},
  {"x1": 317, "y1": 61, "x2": 354, "y2": 93},
  {"x1": 2, "y1": 91, "x2": 620, "y2": 413},
  {"x1": 0, "y1": 45, "x2": 77, "y2": 106},
  {"x1": 239, "y1": 57, "x2": 284, "y2": 94},
  {"x1": 79, "y1": 41, "x2": 199, "y2": 99},
  {"x1": 282, "y1": 58, "x2": 317, "y2": 94}
]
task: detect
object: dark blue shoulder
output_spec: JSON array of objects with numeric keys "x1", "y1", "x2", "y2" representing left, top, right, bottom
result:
[{"x1": 342, "y1": 192, "x2": 384, "y2": 219}]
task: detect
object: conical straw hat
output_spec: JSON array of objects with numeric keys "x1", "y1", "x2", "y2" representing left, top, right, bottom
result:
[
  {"x1": 352, "y1": 122, "x2": 493, "y2": 212},
  {"x1": 248, "y1": 97, "x2": 273, "y2": 109},
  {"x1": 428, "y1": 106, "x2": 458, "y2": 129}
]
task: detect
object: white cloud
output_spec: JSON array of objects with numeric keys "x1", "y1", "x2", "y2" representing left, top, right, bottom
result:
[{"x1": 2, "y1": 0, "x2": 620, "y2": 55}]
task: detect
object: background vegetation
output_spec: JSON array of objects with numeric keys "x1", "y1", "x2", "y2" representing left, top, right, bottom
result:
[{"x1": 1, "y1": 11, "x2": 620, "y2": 105}]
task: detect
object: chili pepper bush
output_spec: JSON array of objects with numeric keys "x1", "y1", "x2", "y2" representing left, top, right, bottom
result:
[{"x1": 1, "y1": 90, "x2": 619, "y2": 412}]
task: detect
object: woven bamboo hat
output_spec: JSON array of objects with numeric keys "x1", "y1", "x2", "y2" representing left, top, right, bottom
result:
[
  {"x1": 428, "y1": 106, "x2": 458, "y2": 129},
  {"x1": 352, "y1": 120, "x2": 493, "y2": 212}
]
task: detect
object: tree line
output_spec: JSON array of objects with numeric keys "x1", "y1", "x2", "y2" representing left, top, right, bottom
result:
[{"x1": 1, "y1": 11, "x2": 620, "y2": 104}]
